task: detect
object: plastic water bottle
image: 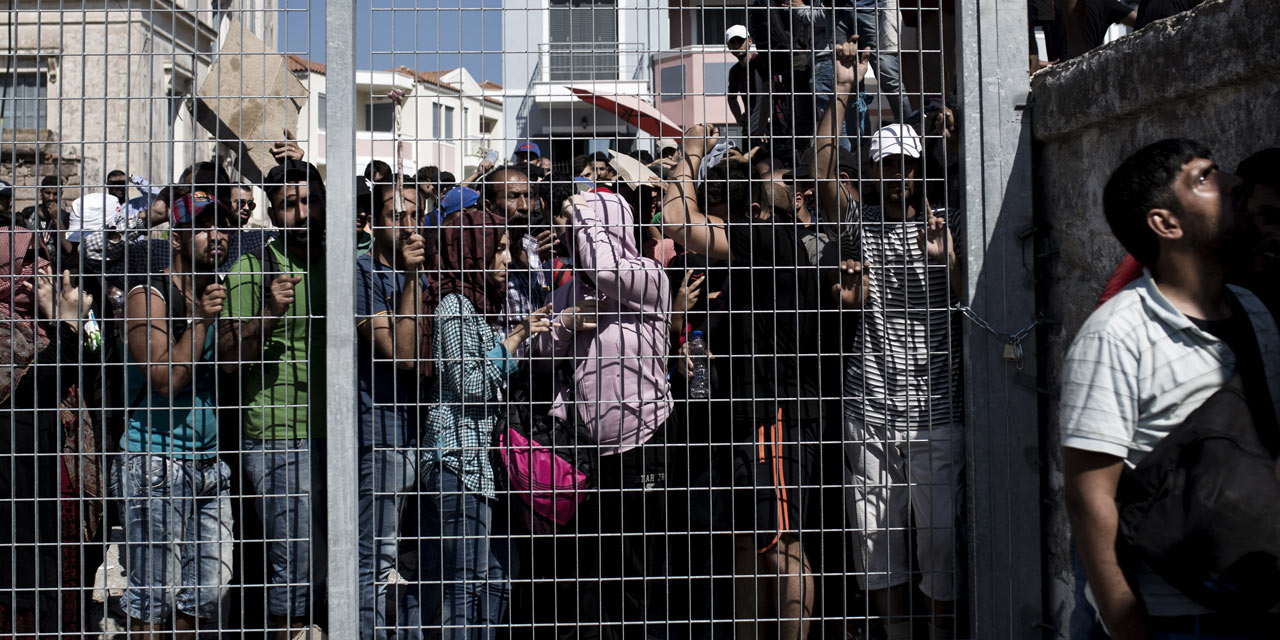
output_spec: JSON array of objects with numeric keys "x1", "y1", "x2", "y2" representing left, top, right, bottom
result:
[{"x1": 688, "y1": 330, "x2": 710, "y2": 399}]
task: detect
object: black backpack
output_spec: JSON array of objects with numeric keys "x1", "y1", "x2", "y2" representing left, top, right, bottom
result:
[{"x1": 1116, "y1": 374, "x2": 1280, "y2": 613}]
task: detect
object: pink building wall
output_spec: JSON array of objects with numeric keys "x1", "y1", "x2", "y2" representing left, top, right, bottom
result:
[{"x1": 652, "y1": 50, "x2": 736, "y2": 129}]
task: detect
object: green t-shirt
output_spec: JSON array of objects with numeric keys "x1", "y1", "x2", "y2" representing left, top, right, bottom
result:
[{"x1": 223, "y1": 242, "x2": 327, "y2": 440}]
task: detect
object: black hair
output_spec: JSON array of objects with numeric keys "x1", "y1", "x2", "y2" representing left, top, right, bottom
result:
[
  {"x1": 264, "y1": 161, "x2": 326, "y2": 206},
  {"x1": 1236, "y1": 147, "x2": 1280, "y2": 197},
  {"x1": 629, "y1": 149, "x2": 655, "y2": 165},
  {"x1": 697, "y1": 159, "x2": 753, "y2": 220},
  {"x1": 106, "y1": 169, "x2": 127, "y2": 182},
  {"x1": 576, "y1": 152, "x2": 611, "y2": 174},
  {"x1": 1103, "y1": 138, "x2": 1212, "y2": 266},
  {"x1": 363, "y1": 160, "x2": 393, "y2": 182},
  {"x1": 176, "y1": 161, "x2": 235, "y2": 205},
  {"x1": 371, "y1": 177, "x2": 419, "y2": 220},
  {"x1": 40, "y1": 175, "x2": 60, "y2": 187}
]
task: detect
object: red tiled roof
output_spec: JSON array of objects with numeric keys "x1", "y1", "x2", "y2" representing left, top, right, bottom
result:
[
  {"x1": 389, "y1": 67, "x2": 460, "y2": 92},
  {"x1": 482, "y1": 80, "x2": 503, "y2": 90},
  {"x1": 284, "y1": 54, "x2": 326, "y2": 75}
]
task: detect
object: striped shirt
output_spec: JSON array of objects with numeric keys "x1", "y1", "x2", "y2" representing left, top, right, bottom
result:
[
  {"x1": 841, "y1": 203, "x2": 963, "y2": 435},
  {"x1": 1060, "y1": 272, "x2": 1280, "y2": 615},
  {"x1": 425, "y1": 293, "x2": 521, "y2": 498}
]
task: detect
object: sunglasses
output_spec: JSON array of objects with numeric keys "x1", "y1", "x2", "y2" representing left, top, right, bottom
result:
[{"x1": 232, "y1": 199, "x2": 257, "y2": 211}]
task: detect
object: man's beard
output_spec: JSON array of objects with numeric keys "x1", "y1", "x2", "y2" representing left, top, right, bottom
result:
[{"x1": 1183, "y1": 210, "x2": 1237, "y2": 264}]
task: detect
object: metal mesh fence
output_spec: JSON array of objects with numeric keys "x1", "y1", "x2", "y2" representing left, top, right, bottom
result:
[{"x1": 0, "y1": 1, "x2": 1040, "y2": 638}]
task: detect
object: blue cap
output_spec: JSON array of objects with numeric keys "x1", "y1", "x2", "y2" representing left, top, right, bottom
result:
[
  {"x1": 433, "y1": 186, "x2": 481, "y2": 222},
  {"x1": 692, "y1": 330, "x2": 703, "y2": 339},
  {"x1": 514, "y1": 142, "x2": 541, "y2": 158}
]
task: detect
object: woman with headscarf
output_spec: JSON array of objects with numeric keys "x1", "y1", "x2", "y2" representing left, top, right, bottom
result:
[
  {"x1": 416, "y1": 208, "x2": 551, "y2": 638},
  {"x1": 0, "y1": 228, "x2": 101, "y2": 635}
]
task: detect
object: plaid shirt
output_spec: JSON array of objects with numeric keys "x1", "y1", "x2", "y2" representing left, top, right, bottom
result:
[
  {"x1": 425, "y1": 293, "x2": 520, "y2": 498},
  {"x1": 501, "y1": 233, "x2": 552, "y2": 356}
]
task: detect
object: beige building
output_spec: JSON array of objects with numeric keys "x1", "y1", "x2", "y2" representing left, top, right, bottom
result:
[
  {"x1": 287, "y1": 57, "x2": 504, "y2": 181},
  {"x1": 0, "y1": 1, "x2": 277, "y2": 204}
]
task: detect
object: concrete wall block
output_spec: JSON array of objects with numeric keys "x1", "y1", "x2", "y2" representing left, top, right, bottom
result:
[{"x1": 1032, "y1": 0, "x2": 1280, "y2": 142}]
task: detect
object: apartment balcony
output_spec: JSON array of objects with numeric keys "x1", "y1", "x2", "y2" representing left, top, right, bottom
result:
[{"x1": 530, "y1": 42, "x2": 651, "y2": 105}]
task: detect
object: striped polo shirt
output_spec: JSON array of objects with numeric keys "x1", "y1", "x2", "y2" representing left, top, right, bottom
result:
[
  {"x1": 841, "y1": 202, "x2": 964, "y2": 435},
  {"x1": 1060, "y1": 271, "x2": 1280, "y2": 616}
]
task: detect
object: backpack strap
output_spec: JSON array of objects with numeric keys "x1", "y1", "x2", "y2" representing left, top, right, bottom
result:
[{"x1": 1232, "y1": 286, "x2": 1280, "y2": 430}]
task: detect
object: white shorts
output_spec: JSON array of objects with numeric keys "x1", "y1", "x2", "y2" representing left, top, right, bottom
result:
[{"x1": 843, "y1": 418, "x2": 964, "y2": 601}]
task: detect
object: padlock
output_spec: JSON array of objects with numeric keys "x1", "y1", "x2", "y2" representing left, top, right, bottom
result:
[{"x1": 1002, "y1": 343, "x2": 1019, "y2": 361}]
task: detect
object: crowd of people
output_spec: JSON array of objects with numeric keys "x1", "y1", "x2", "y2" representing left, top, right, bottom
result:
[
  {"x1": 0, "y1": 4, "x2": 1274, "y2": 640},
  {"x1": 0, "y1": 37, "x2": 975, "y2": 639}
]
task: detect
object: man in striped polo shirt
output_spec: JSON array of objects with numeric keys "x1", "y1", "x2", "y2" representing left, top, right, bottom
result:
[
  {"x1": 814, "y1": 39, "x2": 965, "y2": 640},
  {"x1": 1061, "y1": 139, "x2": 1280, "y2": 639}
]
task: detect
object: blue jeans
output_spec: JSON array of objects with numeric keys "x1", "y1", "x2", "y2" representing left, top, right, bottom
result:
[
  {"x1": 412, "y1": 463, "x2": 516, "y2": 640},
  {"x1": 121, "y1": 454, "x2": 234, "y2": 624},
  {"x1": 242, "y1": 437, "x2": 326, "y2": 619},
  {"x1": 856, "y1": 4, "x2": 905, "y2": 125},
  {"x1": 358, "y1": 446, "x2": 417, "y2": 640},
  {"x1": 813, "y1": 57, "x2": 870, "y2": 148}
]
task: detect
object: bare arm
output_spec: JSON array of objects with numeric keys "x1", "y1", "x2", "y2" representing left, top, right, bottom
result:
[
  {"x1": 217, "y1": 274, "x2": 299, "y2": 372},
  {"x1": 814, "y1": 38, "x2": 869, "y2": 220},
  {"x1": 128, "y1": 283, "x2": 224, "y2": 396},
  {"x1": 660, "y1": 124, "x2": 732, "y2": 262},
  {"x1": 1063, "y1": 447, "x2": 1150, "y2": 640}
]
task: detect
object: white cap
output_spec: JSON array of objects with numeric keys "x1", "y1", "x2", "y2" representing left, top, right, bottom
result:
[
  {"x1": 656, "y1": 138, "x2": 678, "y2": 152},
  {"x1": 868, "y1": 124, "x2": 924, "y2": 162},
  {"x1": 725, "y1": 25, "x2": 749, "y2": 45}
]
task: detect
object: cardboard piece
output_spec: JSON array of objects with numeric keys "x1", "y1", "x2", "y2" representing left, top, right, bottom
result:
[{"x1": 194, "y1": 20, "x2": 308, "y2": 183}]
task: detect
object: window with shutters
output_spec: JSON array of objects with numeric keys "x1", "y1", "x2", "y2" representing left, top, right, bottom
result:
[
  {"x1": 0, "y1": 67, "x2": 47, "y2": 131},
  {"x1": 444, "y1": 105, "x2": 455, "y2": 139},
  {"x1": 548, "y1": 0, "x2": 619, "y2": 81},
  {"x1": 433, "y1": 103, "x2": 442, "y2": 138}
]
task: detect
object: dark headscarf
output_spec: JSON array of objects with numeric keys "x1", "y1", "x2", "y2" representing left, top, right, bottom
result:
[{"x1": 421, "y1": 209, "x2": 508, "y2": 375}]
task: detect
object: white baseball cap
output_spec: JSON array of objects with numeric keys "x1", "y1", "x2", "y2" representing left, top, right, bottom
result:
[
  {"x1": 725, "y1": 25, "x2": 749, "y2": 45},
  {"x1": 868, "y1": 124, "x2": 924, "y2": 162},
  {"x1": 656, "y1": 138, "x2": 679, "y2": 152}
]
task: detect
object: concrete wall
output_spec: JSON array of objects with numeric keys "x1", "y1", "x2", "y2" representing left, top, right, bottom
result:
[
  {"x1": 3, "y1": 3, "x2": 278, "y2": 188},
  {"x1": 1030, "y1": 0, "x2": 1280, "y2": 634}
]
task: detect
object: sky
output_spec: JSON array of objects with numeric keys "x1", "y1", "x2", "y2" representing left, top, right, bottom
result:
[{"x1": 278, "y1": 0, "x2": 506, "y2": 85}]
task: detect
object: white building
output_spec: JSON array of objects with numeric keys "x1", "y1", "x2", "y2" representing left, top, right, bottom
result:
[
  {"x1": 0, "y1": 1, "x2": 278, "y2": 187},
  {"x1": 501, "y1": 0, "x2": 669, "y2": 168},
  {"x1": 288, "y1": 57, "x2": 504, "y2": 181}
]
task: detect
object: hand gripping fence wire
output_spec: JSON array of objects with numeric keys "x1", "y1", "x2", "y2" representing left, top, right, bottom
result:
[{"x1": 0, "y1": 1, "x2": 1049, "y2": 637}]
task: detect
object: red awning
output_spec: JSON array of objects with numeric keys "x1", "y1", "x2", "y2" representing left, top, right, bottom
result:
[{"x1": 568, "y1": 87, "x2": 683, "y2": 140}]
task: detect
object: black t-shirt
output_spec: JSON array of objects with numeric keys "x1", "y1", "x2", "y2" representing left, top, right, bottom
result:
[
  {"x1": 1046, "y1": 0, "x2": 1133, "y2": 62},
  {"x1": 1135, "y1": 0, "x2": 1194, "y2": 28},
  {"x1": 719, "y1": 217, "x2": 823, "y2": 424},
  {"x1": 728, "y1": 55, "x2": 764, "y2": 123},
  {"x1": 1190, "y1": 294, "x2": 1279, "y2": 451}
]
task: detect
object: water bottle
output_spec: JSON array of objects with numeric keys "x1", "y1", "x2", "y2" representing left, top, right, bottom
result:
[{"x1": 688, "y1": 330, "x2": 710, "y2": 399}]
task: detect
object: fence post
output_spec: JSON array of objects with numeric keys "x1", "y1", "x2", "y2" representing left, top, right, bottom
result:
[
  {"x1": 956, "y1": 0, "x2": 1046, "y2": 637},
  {"x1": 324, "y1": 1, "x2": 360, "y2": 638}
]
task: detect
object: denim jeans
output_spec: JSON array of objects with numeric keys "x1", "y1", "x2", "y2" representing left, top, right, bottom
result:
[
  {"x1": 358, "y1": 446, "x2": 417, "y2": 640},
  {"x1": 121, "y1": 454, "x2": 234, "y2": 624},
  {"x1": 412, "y1": 463, "x2": 515, "y2": 640},
  {"x1": 241, "y1": 437, "x2": 326, "y2": 619},
  {"x1": 812, "y1": 57, "x2": 870, "y2": 148},
  {"x1": 856, "y1": 3, "x2": 905, "y2": 125}
]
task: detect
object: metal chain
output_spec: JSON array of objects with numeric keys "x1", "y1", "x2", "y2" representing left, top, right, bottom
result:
[{"x1": 952, "y1": 304, "x2": 1046, "y2": 370}]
